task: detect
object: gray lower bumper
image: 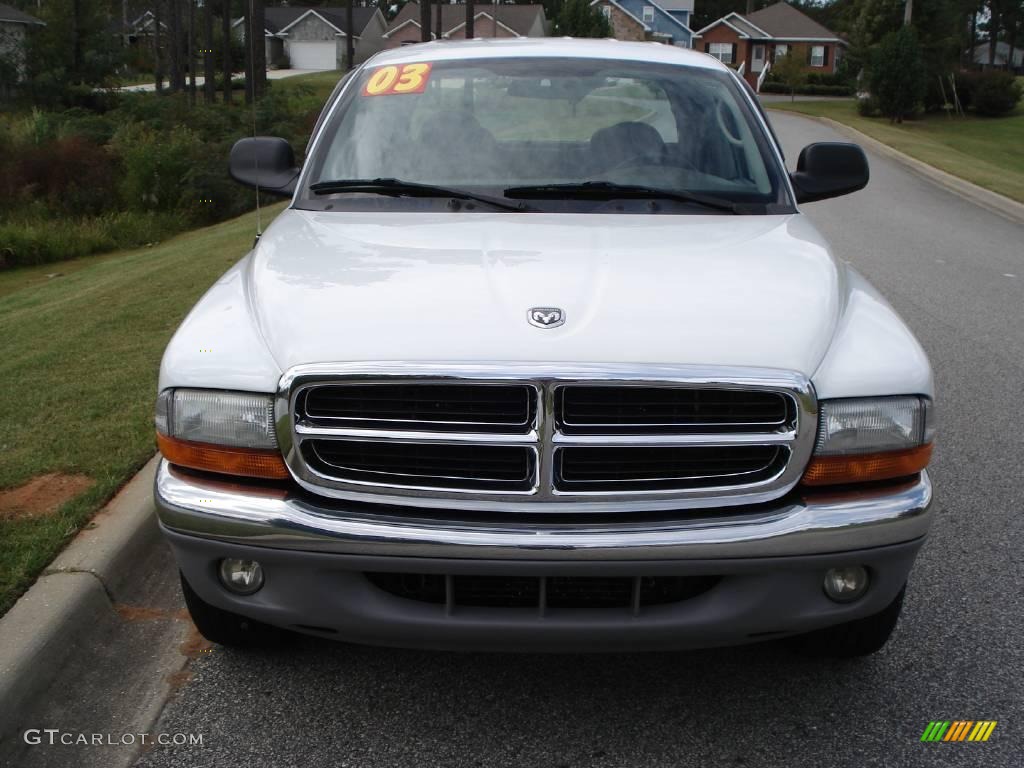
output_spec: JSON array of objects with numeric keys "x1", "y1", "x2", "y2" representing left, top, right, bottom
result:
[{"x1": 155, "y1": 461, "x2": 931, "y2": 651}]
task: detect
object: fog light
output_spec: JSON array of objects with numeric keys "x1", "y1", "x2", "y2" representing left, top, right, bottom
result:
[
  {"x1": 823, "y1": 566, "x2": 869, "y2": 603},
  {"x1": 218, "y1": 559, "x2": 264, "y2": 595}
]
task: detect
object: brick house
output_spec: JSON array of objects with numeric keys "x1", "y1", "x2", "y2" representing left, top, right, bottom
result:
[
  {"x1": 590, "y1": 0, "x2": 695, "y2": 48},
  {"x1": 693, "y1": 2, "x2": 845, "y2": 90},
  {"x1": 383, "y1": 3, "x2": 549, "y2": 48}
]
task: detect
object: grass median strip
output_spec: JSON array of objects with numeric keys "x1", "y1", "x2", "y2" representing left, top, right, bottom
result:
[
  {"x1": 767, "y1": 99, "x2": 1024, "y2": 203},
  {"x1": 0, "y1": 203, "x2": 286, "y2": 615}
]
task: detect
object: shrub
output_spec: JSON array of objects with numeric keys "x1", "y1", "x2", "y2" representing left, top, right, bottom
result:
[
  {"x1": 971, "y1": 71, "x2": 1022, "y2": 116},
  {"x1": 759, "y1": 83, "x2": 852, "y2": 96},
  {"x1": 869, "y1": 26, "x2": 926, "y2": 123},
  {"x1": 857, "y1": 95, "x2": 881, "y2": 117},
  {"x1": 110, "y1": 123, "x2": 203, "y2": 213},
  {"x1": 0, "y1": 212, "x2": 179, "y2": 269},
  {"x1": 7, "y1": 135, "x2": 117, "y2": 215}
]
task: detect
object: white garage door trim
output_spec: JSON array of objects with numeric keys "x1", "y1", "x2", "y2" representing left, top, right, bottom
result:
[{"x1": 288, "y1": 41, "x2": 336, "y2": 70}]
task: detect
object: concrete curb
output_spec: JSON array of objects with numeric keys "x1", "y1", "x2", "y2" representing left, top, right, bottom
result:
[
  {"x1": 0, "y1": 456, "x2": 161, "y2": 743},
  {"x1": 775, "y1": 112, "x2": 1024, "y2": 227}
]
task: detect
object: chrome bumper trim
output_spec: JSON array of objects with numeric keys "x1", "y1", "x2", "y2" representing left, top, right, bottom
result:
[{"x1": 154, "y1": 460, "x2": 932, "y2": 561}]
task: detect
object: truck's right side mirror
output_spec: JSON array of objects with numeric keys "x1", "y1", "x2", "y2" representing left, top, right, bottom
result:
[
  {"x1": 789, "y1": 142, "x2": 869, "y2": 204},
  {"x1": 229, "y1": 137, "x2": 300, "y2": 197}
]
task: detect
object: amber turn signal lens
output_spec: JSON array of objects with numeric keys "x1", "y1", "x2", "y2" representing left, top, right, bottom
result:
[
  {"x1": 801, "y1": 444, "x2": 932, "y2": 486},
  {"x1": 157, "y1": 433, "x2": 290, "y2": 479}
]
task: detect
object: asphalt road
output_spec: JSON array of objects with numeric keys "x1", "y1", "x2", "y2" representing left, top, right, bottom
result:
[{"x1": 130, "y1": 112, "x2": 1022, "y2": 768}]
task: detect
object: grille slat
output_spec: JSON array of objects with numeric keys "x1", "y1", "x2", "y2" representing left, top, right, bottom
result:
[
  {"x1": 303, "y1": 384, "x2": 535, "y2": 432},
  {"x1": 558, "y1": 386, "x2": 789, "y2": 434},
  {"x1": 306, "y1": 440, "x2": 535, "y2": 491},
  {"x1": 556, "y1": 446, "x2": 787, "y2": 491}
]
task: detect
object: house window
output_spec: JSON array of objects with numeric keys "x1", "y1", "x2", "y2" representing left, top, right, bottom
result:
[
  {"x1": 810, "y1": 45, "x2": 825, "y2": 67},
  {"x1": 642, "y1": 5, "x2": 655, "y2": 23},
  {"x1": 708, "y1": 42, "x2": 733, "y2": 64},
  {"x1": 600, "y1": 5, "x2": 611, "y2": 20},
  {"x1": 774, "y1": 43, "x2": 788, "y2": 61}
]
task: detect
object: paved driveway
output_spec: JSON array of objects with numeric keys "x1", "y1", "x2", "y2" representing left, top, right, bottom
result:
[{"x1": 131, "y1": 112, "x2": 1022, "y2": 768}]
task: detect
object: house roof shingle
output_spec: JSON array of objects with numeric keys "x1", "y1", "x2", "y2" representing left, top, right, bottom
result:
[
  {"x1": 0, "y1": 3, "x2": 44, "y2": 25},
  {"x1": 386, "y1": 3, "x2": 545, "y2": 37},
  {"x1": 742, "y1": 2, "x2": 838, "y2": 40}
]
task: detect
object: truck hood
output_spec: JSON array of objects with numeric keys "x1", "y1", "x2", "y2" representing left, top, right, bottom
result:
[{"x1": 248, "y1": 209, "x2": 844, "y2": 377}]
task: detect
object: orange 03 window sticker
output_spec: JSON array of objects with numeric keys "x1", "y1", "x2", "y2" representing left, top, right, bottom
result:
[{"x1": 362, "y1": 63, "x2": 432, "y2": 96}]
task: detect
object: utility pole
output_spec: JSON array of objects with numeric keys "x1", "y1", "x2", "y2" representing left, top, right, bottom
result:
[
  {"x1": 346, "y1": 0, "x2": 354, "y2": 70},
  {"x1": 466, "y1": 0, "x2": 474, "y2": 38},
  {"x1": 421, "y1": 0, "x2": 432, "y2": 41}
]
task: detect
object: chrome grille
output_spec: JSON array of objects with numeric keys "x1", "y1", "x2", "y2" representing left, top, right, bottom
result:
[{"x1": 277, "y1": 363, "x2": 817, "y2": 514}]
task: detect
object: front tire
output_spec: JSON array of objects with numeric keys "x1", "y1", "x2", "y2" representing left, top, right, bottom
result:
[
  {"x1": 180, "y1": 572, "x2": 287, "y2": 647},
  {"x1": 791, "y1": 586, "x2": 906, "y2": 658}
]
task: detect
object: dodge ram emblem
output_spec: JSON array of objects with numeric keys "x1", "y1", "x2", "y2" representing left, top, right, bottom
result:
[{"x1": 528, "y1": 307, "x2": 565, "y2": 328}]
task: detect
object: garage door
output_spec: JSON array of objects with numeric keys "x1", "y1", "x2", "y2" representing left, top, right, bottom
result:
[{"x1": 288, "y1": 42, "x2": 336, "y2": 70}]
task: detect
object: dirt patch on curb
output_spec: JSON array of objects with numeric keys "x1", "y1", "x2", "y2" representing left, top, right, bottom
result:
[{"x1": 0, "y1": 473, "x2": 93, "y2": 521}]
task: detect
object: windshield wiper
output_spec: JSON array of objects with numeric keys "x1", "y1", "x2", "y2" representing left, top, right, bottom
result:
[
  {"x1": 503, "y1": 181, "x2": 742, "y2": 214},
  {"x1": 310, "y1": 178, "x2": 535, "y2": 212}
]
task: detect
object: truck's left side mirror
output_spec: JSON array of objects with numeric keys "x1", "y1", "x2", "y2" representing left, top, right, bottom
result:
[
  {"x1": 789, "y1": 142, "x2": 869, "y2": 204},
  {"x1": 229, "y1": 137, "x2": 300, "y2": 197}
]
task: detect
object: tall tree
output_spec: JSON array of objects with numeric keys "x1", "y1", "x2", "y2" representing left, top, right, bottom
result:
[
  {"x1": 435, "y1": 0, "x2": 443, "y2": 39},
  {"x1": 466, "y1": 0, "x2": 475, "y2": 38},
  {"x1": 252, "y1": 0, "x2": 266, "y2": 98},
  {"x1": 242, "y1": 0, "x2": 253, "y2": 103},
  {"x1": 169, "y1": 0, "x2": 183, "y2": 91},
  {"x1": 154, "y1": 0, "x2": 165, "y2": 91},
  {"x1": 204, "y1": 0, "x2": 215, "y2": 102},
  {"x1": 188, "y1": 0, "x2": 196, "y2": 104},
  {"x1": 420, "y1": 0, "x2": 432, "y2": 41},
  {"x1": 222, "y1": 0, "x2": 232, "y2": 104},
  {"x1": 346, "y1": 0, "x2": 355, "y2": 70}
]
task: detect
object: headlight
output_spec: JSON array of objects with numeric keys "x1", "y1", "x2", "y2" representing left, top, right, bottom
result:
[
  {"x1": 802, "y1": 396, "x2": 934, "y2": 486},
  {"x1": 155, "y1": 389, "x2": 288, "y2": 479}
]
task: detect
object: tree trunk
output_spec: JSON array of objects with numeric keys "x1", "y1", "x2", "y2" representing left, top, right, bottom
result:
[
  {"x1": 435, "y1": 0, "x2": 443, "y2": 39},
  {"x1": 222, "y1": 0, "x2": 232, "y2": 104},
  {"x1": 243, "y1": 0, "x2": 253, "y2": 103},
  {"x1": 252, "y1": 0, "x2": 266, "y2": 98},
  {"x1": 154, "y1": 0, "x2": 164, "y2": 92},
  {"x1": 204, "y1": 0, "x2": 215, "y2": 102},
  {"x1": 903, "y1": 0, "x2": 912, "y2": 26},
  {"x1": 169, "y1": 0, "x2": 182, "y2": 92},
  {"x1": 466, "y1": 0, "x2": 474, "y2": 38},
  {"x1": 421, "y1": 0, "x2": 432, "y2": 42},
  {"x1": 188, "y1": 0, "x2": 196, "y2": 105},
  {"x1": 346, "y1": 0, "x2": 355, "y2": 70},
  {"x1": 988, "y1": 2, "x2": 1000, "y2": 69}
]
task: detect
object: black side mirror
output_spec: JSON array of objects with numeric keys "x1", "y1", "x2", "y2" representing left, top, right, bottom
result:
[
  {"x1": 229, "y1": 137, "x2": 300, "y2": 197},
  {"x1": 789, "y1": 142, "x2": 869, "y2": 204}
]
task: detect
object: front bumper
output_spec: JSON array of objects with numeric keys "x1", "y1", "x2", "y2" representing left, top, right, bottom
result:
[{"x1": 155, "y1": 460, "x2": 932, "y2": 651}]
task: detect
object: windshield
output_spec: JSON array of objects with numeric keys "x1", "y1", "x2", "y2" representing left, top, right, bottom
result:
[{"x1": 299, "y1": 56, "x2": 793, "y2": 215}]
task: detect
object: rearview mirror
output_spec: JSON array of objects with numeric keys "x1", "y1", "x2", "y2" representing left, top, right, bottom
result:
[
  {"x1": 229, "y1": 137, "x2": 300, "y2": 197},
  {"x1": 789, "y1": 142, "x2": 869, "y2": 204}
]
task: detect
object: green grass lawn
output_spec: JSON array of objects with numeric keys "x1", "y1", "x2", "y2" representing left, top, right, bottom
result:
[
  {"x1": 767, "y1": 99, "x2": 1024, "y2": 203},
  {"x1": 0, "y1": 202, "x2": 286, "y2": 615}
]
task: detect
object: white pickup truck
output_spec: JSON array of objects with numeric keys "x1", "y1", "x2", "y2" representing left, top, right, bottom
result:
[{"x1": 154, "y1": 39, "x2": 934, "y2": 657}]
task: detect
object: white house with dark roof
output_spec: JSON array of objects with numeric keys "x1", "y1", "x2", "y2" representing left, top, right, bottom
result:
[{"x1": 234, "y1": 6, "x2": 388, "y2": 69}]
